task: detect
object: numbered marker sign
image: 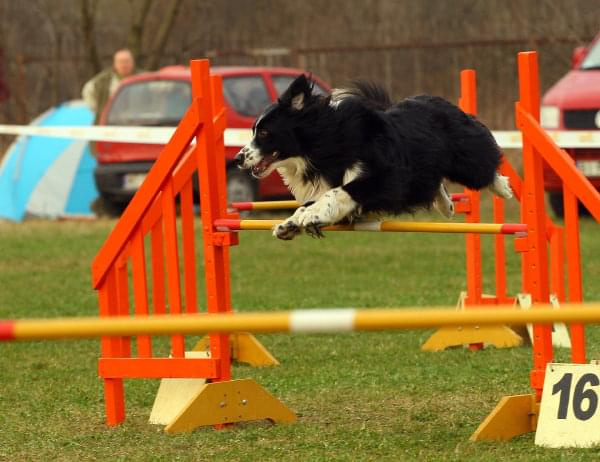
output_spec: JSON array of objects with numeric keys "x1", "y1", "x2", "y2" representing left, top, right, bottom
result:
[{"x1": 536, "y1": 363, "x2": 600, "y2": 448}]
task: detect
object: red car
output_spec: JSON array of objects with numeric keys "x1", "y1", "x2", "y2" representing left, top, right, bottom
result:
[
  {"x1": 541, "y1": 32, "x2": 600, "y2": 215},
  {"x1": 94, "y1": 66, "x2": 331, "y2": 212}
]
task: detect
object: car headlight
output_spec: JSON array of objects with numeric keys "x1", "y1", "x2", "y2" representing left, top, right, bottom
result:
[{"x1": 540, "y1": 105, "x2": 560, "y2": 129}]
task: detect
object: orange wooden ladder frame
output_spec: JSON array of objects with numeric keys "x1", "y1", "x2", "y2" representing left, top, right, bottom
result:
[
  {"x1": 472, "y1": 51, "x2": 600, "y2": 441},
  {"x1": 92, "y1": 59, "x2": 293, "y2": 432}
]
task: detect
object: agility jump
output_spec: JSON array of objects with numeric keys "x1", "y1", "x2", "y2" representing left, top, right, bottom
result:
[{"x1": 0, "y1": 51, "x2": 586, "y2": 439}]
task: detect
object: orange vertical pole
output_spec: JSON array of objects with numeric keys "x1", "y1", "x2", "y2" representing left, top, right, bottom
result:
[
  {"x1": 493, "y1": 195, "x2": 508, "y2": 302},
  {"x1": 162, "y1": 179, "x2": 185, "y2": 358},
  {"x1": 459, "y1": 70, "x2": 483, "y2": 351},
  {"x1": 517, "y1": 51, "x2": 552, "y2": 399},
  {"x1": 116, "y1": 255, "x2": 131, "y2": 357},
  {"x1": 131, "y1": 228, "x2": 152, "y2": 357},
  {"x1": 211, "y1": 75, "x2": 235, "y2": 317},
  {"x1": 564, "y1": 185, "x2": 585, "y2": 363},
  {"x1": 180, "y1": 179, "x2": 198, "y2": 314},
  {"x1": 99, "y1": 267, "x2": 125, "y2": 426},
  {"x1": 191, "y1": 59, "x2": 232, "y2": 382},
  {"x1": 459, "y1": 70, "x2": 483, "y2": 308},
  {"x1": 151, "y1": 219, "x2": 166, "y2": 315},
  {"x1": 549, "y1": 226, "x2": 565, "y2": 302}
]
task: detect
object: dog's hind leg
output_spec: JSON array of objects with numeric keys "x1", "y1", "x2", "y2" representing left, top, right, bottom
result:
[
  {"x1": 488, "y1": 173, "x2": 513, "y2": 199},
  {"x1": 433, "y1": 183, "x2": 454, "y2": 219}
]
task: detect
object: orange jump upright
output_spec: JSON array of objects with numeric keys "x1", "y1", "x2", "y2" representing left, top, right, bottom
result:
[
  {"x1": 472, "y1": 51, "x2": 600, "y2": 442},
  {"x1": 92, "y1": 59, "x2": 294, "y2": 433},
  {"x1": 421, "y1": 70, "x2": 524, "y2": 353}
]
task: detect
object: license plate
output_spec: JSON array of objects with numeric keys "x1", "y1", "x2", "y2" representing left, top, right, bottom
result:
[
  {"x1": 123, "y1": 173, "x2": 147, "y2": 190},
  {"x1": 576, "y1": 160, "x2": 600, "y2": 178}
]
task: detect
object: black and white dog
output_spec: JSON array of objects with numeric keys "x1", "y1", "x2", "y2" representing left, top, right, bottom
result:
[{"x1": 235, "y1": 75, "x2": 512, "y2": 240}]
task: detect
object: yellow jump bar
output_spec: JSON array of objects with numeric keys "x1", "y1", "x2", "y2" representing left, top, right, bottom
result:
[
  {"x1": 2, "y1": 304, "x2": 599, "y2": 341},
  {"x1": 214, "y1": 219, "x2": 527, "y2": 235}
]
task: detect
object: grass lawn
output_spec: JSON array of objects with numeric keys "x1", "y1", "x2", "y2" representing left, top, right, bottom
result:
[{"x1": 1, "y1": 204, "x2": 600, "y2": 461}]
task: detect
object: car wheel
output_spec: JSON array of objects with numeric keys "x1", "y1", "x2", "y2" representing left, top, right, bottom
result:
[
  {"x1": 226, "y1": 168, "x2": 257, "y2": 204},
  {"x1": 549, "y1": 192, "x2": 564, "y2": 218},
  {"x1": 92, "y1": 194, "x2": 126, "y2": 217}
]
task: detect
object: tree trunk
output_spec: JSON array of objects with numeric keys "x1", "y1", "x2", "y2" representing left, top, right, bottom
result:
[
  {"x1": 127, "y1": 0, "x2": 153, "y2": 63},
  {"x1": 79, "y1": 0, "x2": 102, "y2": 74},
  {"x1": 144, "y1": 0, "x2": 183, "y2": 70}
]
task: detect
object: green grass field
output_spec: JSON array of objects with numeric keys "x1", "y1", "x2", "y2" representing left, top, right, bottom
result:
[{"x1": 1, "y1": 206, "x2": 600, "y2": 461}]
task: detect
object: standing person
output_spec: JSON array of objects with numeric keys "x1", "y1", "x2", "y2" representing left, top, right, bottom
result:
[
  {"x1": 82, "y1": 48, "x2": 140, "y2": 216},
  {"x1": 82, "y1": 48, "x2": 139, "y2": 122}
]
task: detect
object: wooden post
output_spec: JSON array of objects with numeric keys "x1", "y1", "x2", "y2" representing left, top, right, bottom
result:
[
  {"x1": 517, "y1": 51, "x2": 552, "y2": 399},
  {"x1": 564, "y1": 185, "x2": 585, "y2": 363},
  {"x1": 459, "y1": 70, "x2": 483, "y2": 310},
  {"x1": 191, "y1": 60, "x2": 233, "y2": 382}
]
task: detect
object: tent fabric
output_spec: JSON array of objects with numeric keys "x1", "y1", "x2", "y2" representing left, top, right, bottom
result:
[{"x1": 0, "y1": 100, "x2": 98, "y2": 221}]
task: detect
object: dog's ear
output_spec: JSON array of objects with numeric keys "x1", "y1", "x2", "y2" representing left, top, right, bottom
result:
[{"x1": 280, "y1": 74, "x2": 312, "y2": 110}]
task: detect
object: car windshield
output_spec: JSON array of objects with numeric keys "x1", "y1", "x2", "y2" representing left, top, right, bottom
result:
[
  {"x1": 580, "y1": 38, "x2": 600, "y2": 70},
  {"x1": 106, "y1": 80, "x2": 191, "y2": 126},
  {"x1": 222, "y1": 76, "x2": 271, "y2": 117},
  {"x1": 272, "y1": 75, "x2": 329, "y2": 96}
]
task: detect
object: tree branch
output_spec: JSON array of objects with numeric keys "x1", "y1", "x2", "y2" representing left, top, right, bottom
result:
[
  {"x1": 145, "y1": 0, "x2": 183, "y2": 70},
  {"x1": 79, "y1": 0, "x2": 102, "y2": 73},
  {"x1": 127, "y1": 0, "x2": 153, "y2": 62}
]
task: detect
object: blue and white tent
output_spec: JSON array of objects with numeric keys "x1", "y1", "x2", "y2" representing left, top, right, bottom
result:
[{"x1": 0, "y1": 100, "x2": 98, "y2": 221}]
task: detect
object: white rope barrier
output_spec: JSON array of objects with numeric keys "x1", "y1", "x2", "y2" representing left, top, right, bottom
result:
[{"x1": 1, "y1": 125, "x2": 600, "y2": 149}]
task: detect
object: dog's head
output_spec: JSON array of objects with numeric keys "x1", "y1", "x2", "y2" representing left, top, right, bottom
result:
[{"x1": 235, "y1": 74, "x2": 316, "y2": 178}]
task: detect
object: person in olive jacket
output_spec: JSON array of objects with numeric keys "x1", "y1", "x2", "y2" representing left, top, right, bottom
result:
[{"x1": 82, "y1": 48, "x2": 140, "y2": 123}]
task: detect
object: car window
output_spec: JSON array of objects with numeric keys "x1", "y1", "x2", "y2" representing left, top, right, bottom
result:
[
  {"x1": 580, "y1": 39, "x2": 600, "y2": 70},
  {"x1": 106, "y1": 80, "x2": 191, "y2": 126},
  {"x1": 222, "y1": 76, "x2": 270, "y2": 117},
  {"x1": 272, "y1": 75, "x2": 329, "y2": 97}
]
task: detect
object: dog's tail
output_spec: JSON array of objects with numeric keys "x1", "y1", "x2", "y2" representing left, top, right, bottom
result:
[{"x1": 331, "y1": 81, "x2": 393, "y2": 111}]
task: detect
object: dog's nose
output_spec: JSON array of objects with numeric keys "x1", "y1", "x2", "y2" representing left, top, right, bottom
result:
[{"x1": 234, "y1": 151, "x2": 245, "y2": 168}]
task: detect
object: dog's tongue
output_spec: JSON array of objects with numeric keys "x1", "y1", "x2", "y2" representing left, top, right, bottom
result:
[{"x1": 252, "y1": 158, "x2": 272, "y2": 176}]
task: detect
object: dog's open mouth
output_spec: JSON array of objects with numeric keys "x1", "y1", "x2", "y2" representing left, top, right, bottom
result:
[{"x1": 251, "y1": 155, "x2": 277, "y2": 178}]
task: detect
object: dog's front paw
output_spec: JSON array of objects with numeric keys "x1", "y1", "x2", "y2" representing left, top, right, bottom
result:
[
  {"x1": 274, "y1": 220, "x2": 302, "y2": 240},
  {"x1": 298, "y1": 210, "x2": 330, "y2": 238},
  {"x1": 273, "y1": 207, "x2": 306, "y2": 240}
]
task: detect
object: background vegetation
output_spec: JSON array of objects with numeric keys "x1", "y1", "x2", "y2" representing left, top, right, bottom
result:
[{"x1": 1, "y1": 0, "x2": 598, "y2": 132}]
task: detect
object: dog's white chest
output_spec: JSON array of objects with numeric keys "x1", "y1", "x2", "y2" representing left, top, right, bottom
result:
[{"x1": 276, "y1": 158, "x2": 330, "y2": 203}]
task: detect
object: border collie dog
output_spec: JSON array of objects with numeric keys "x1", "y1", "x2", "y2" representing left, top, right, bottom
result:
[{"x1": 235, "y1": 75, "x2": 512, "y2": 240}]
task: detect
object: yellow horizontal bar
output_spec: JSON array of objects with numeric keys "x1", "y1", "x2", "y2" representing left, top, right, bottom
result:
[
  {"x1": 238, "y1": 220, "x2": 507, "y2": 234},
  {"x1": 6, "y1": 303, "x2": 600, "y2": 341},
  {"x1": 11, "y1": 312, "x2": 291, "y2": 340},
  {"x1": 378, "y1": 221, "x2": 503, "y2": 234},
  {"x1": 249, "y1": 200, "x2": 300, "y2": 210}
]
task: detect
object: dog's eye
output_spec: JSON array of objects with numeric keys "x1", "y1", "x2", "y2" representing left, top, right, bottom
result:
[{"x1": 257, "y1": 129, "x2": 269, "y2": 139}]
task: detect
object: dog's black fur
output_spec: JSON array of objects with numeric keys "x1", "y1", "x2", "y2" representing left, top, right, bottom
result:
[
  {"x1": 236, "y1": 75, "x2": 512, "y2": 239},
  {"x1": 236, "y1": 75, "x2": 508, "y2": 238}
]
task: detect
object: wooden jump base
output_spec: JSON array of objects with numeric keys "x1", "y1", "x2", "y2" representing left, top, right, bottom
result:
[
  {"x1": 214, "y1": 219, "x2": 528, "y2": 235},
  {"x1": 3, "y1": 304, "x2": 600, "y2": 341}
]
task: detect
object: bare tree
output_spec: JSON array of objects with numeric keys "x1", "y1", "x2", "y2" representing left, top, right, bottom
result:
[
  {"x1": 79, "y1": 0, "x2": 101, "y2": 74},
  {"x1": 1, "y1": 0, "x2": 599, "y2": 134},
  {"x1": 127, "y1": 0, "x2": 153, "y2": 62},
  {"x1": 144, "y1": 0, "x2": 183, "y2": 70}
]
